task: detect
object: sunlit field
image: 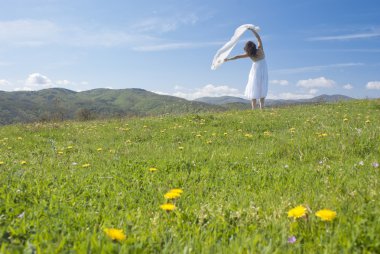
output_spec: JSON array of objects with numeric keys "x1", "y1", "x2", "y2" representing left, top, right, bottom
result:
[{"x1": 1, "y1": 99, "x2": 379, "y2": 253}]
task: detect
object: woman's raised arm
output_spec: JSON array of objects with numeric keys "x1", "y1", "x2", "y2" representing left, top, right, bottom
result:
[
  {"x1": 249, "y1": 28, "x2": 263, "y2": 49},
  {"x1": 224, "y1": 54, "x2": 249, "y2": 62}
]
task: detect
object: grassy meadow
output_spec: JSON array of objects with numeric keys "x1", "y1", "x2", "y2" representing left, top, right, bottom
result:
[{"x1": 0, "y1": 99, "x2": 379, "y2": 253}]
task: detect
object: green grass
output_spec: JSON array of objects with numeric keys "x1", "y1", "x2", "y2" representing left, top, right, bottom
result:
[{"x1": 0, "y1": 99, "x2": 379, "y2": 253}]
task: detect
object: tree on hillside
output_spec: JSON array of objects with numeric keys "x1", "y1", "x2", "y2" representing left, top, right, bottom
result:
[{"x1": 75, "y1": 108, "x2": 94, "y2": 121}]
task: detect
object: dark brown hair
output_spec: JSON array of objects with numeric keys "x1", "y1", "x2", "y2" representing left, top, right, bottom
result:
[{"x1": 244, "y1": 41, "x2": 257, "y2": 57}]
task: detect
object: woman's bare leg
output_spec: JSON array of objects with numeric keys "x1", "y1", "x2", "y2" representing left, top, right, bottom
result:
[
  {"x1": 259, "y1": 97, "x2": 265, "y2": 109},
  {"x1": 251, "y1": 99, "x2": 257, "y2": 110}
]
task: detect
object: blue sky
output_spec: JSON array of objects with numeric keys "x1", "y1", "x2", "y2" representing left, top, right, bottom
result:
[{"x1": 0, "y1": 0, "x2": 379, "y2": 99}]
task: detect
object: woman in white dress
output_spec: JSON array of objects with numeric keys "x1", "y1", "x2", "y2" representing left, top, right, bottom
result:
[{"x1": 224, "y1": 28, "x2": 268, "y2": 109}]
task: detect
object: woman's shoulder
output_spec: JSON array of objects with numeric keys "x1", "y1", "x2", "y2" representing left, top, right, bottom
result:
[
  {"x1": 251, "y1": 48, "x2": 265, "y2": 61},
  {"x1": 257, "y1": 48, "x2": 265, "y2": 57}
]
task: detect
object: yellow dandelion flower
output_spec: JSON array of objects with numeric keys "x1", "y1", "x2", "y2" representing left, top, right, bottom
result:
[
  {"x1": 288, "y1": 205, "x2": 307, "y2": 219},
  {"x1": 20, "y1": 160, "x2": 27, "y2": 165},
  {"x1": 57, "y1": 151, "x2": 64, "y2": 155},
  {"x1": 82, "y1": 163, "x2": 90, "y2": 168},
  {"x1": 289, "y1": 128, "x2": 296, "y2": 133},
  {"x1": 97, "y1": 148, "x2": 103, "y2": 151},
  {"x1": 67, "y1": 146, "x2": 73, "y2": 149},
  {"x1": 206, "y1": 140, "x2": 212, "y2": 144},
  {"x1": 343, "y1": 118, "x2": 349, "y2": 122},
  {"x1": 224, "y1": 132, "x2": 228, "y2": 136},
  {"x1": 143, "y1": 125, "x2": 148, "y2": 128},
  {"x1": 169, "y1": 188, "x2": 183, "y2": 194},
  {"x1": 315, "y1": 209, "x2": 336, "y2": 221},
  {"x1": 17, "y1": 137, "x2": 23, "y2": 140},
  {"x1": 264, "y1": 131, "x2": 272, "y2": 136},
  {"x1": 160, "y1": 203, "x2": 176, "y2": 211},
  {"x1": 365, "y1": 120, "x2": 371, "y2": 124},
  {"x1": 318, "y1": 133, "x2": 328, "y2": 138},
  {"x1": 196, "y1": 134, "x2": 202, "y2": 137},
  {"x1": 0, "y1": 161, "x2": 4, "y2": 165},
  {"x1": 178, "y1": 146, "x2": 184, "y2": 150},
  {"x1": 149, "y1": 167, "x2": 158, "y2": 172},
  {"x1": 104, "y1": 228, "x2": 126, "y2": 241},
  {"x1": 164, "y1": 191, "x2": 181, "y2": 199},
  {"x1": 244, "y1": 134, "x2": 253, "y2": 138}
]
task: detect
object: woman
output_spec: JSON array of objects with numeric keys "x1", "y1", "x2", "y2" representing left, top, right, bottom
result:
[{"x1": 224, "y1": 28, "x2": 268, "y2": 109}]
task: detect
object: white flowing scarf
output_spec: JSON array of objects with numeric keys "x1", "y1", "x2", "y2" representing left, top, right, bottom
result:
[{"x1": 211, "y1": 24, "x2": 260, "y2": 70}]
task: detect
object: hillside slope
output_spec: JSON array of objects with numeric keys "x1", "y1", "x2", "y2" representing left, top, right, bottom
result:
[{"x1": 0, "y1": 88, "x2": 224, "y2": 125}]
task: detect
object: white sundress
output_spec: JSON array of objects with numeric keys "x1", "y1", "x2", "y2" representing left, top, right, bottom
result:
[{"x1": 244, "y1": 49, "x2": 268, "y2": 100}]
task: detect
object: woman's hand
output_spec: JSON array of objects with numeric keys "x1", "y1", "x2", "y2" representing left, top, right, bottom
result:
[{"x1": 224, "y1": 58, "x2": 229, "y2": 62}]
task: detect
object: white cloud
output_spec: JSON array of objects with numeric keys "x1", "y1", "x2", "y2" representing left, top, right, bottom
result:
[
  {"x1": 343, "y1": 84, "x2": 353, "y2": 90},
  {"x1": 55, "y1": 80, "x2": 72, "y2": 86},
  {"x1": 0, "y1": 19, "x2": 155, "y2": 48},
  {"x1": 132, "y1": 13, "x2": 199, "y2": 33},
  {"x1": 9, "y1": 74, "x2": 91, "y2": 92},
  {"x1": 152, "y1": 90, "x2": 171, "y2": 96},
  {"x1": 132, "y1": 41, "x2": 222, "y2": 52},
  {"x1": 174, "y1": 85, "x2": 185, "y2": 90},
  {"x1": 268, "y1": 87, "x2": 321, "y2": 100},
  {"x1": 26, "y1": 73, "x2": 52, "y2": 87},
  {"x1": 0, "y1": 79, "x2": 11, "y2": 90},
  {"x1": 0, "y1": 18, "x2": 216, "y2": 51},
  {"x1": 366, "y1": 81, "x2": 380, "y2": 90},
  {"x1": 270, "y1": 80, "x2": 289, "y2": 86},
  {"x1": 297, "y1": 77, "x2": 335, "y2": 89},
  {"x1": 69, "y1": 30, "x2": 154, "y2": 48},
  {"x1": 14, "y1": 73, "x2": 54, "y2": 91},
  {"x1": 14, "y1": 87, "x2": 33, "y2": 91},
  {"x1": 267, "y1": 92, "x2": 314, "y2": 100},
  {"x1": 0, "y1": 20, "x2": 60, "y2": 46},
  {"x1": 172, "y1": 84, "x2": 242, "y2": 100},
  {"x1": 272, "y1": 63, "x2": 363, "y2": 74},
  {"x1": 308, "y1": 89, "x2": 318, "y2": 95},
  {"x1": 55, "y1": 79, "x2": 93, "y2": 91},
  {"x1": 309, "y1": 32, "x2": 380, "y2": 41},
  {"x1": 0, "y1": 79, "x2": 10, "y2": 85}
]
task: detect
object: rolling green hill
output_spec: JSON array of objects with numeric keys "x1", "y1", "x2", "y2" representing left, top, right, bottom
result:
[{"x1": 0, "y1": 88, "x2": 224, "y2": 125}]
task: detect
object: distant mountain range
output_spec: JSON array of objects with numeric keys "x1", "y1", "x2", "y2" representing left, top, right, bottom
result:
[{"x1": 0, "y1": 88, "x2": 353, "y2": 125}]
